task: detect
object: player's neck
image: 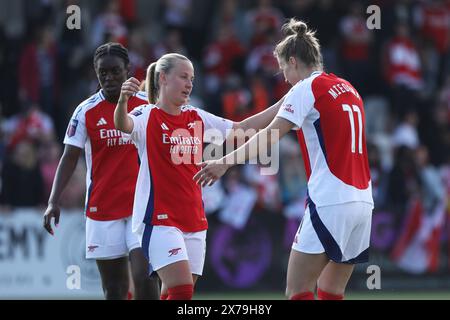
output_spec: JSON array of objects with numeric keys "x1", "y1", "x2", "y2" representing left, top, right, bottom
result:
[
  {"x1": 103, "y1": 92, "x2": 119, "y2": 104},
  {"x1": 156, "y1": 98, "x2": 182, "y2": 115},
  {"x1": 299, "y1": 66, "x2": 321, "y2": 81}
]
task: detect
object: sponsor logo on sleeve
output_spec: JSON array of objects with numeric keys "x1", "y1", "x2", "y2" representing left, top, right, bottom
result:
[
  {"x1": 67, "y1": 119, "x2": 79, "y2": 137},
  {"x1": 131, "y1": 109, "x2": 143, "y2": 117}
]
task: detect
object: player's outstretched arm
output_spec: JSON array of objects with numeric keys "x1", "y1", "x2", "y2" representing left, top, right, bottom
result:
[
  {"x1": 43, "y1": 145, "x2": 81, "y2": 235},
  {"x1": 194, "y1": 116, "x2": 294, "y2": 187},
  {"x1": 233, "y1": 96, "x2": 285, "y2": 133},
  {"x1": 114, "y1": 77, "x2": 139, "y2": 133}
]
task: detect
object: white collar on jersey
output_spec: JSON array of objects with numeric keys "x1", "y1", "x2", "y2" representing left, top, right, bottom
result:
[
  {"x1": 310, "y1": 71, "x2": 322, "y2": 77},
  {"x1": 98, "y1": 89, "x2": 105, "y2": 100}
]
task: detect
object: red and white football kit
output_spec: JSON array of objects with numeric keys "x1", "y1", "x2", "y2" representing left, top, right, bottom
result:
[
  {"x1": 129, "y1": 104, "x2": 233, "y2": 273},
  {"x1": 65, "y1": 90, "x2": 148, "y2": 259},
  {"x1": 277, "y1": 71, "x2": 374, "y2": 263}
]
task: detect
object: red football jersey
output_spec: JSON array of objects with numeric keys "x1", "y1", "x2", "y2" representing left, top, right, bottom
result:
[
  {"x1": 277, "y1": 72, "x2": 374, "y2": 208},
  {"x1": 64, "y1": 90, "x2": 148, "y2": 220},
  {"x1": 128, "y1": 105, "x2": 233, "y2": 233}
]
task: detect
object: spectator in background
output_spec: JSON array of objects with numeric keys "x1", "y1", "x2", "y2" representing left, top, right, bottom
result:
[
  {"x1": 118, "y1": 0, "x2": 138, "y2": 26},
  {"x1": 203, "y1": 23, "x2": 246, "y2": 99},
  {"x1": 339, "y1": 1, "x2": 372, "y2": 97},
  {"x1": 308, "y1": 0, "x2": 340, "y2": 73},
  {"x1": 0, "y1": 103, "x2": 5, "y2": 163},
  {"x1": 0, "y1": 140, "x2": 45, "y2": 208},
  {"x1": 367, "y1": 142, "x2": 389, "y2": 209},
  {"x1": 420, "y1": 102, "x2": 450, "y2": 167},
  {"x1": 390, "y1": 144, "x2": 447, "y2": 274},
  {"x1": 245, "y1": 29, "x2": 279, "y2": 77},
  {"x1": 56, "y1": 0, "x2": 92, "y2": 86},
  {"x1": 152, "y1": 28, "x2": 187, "y2": 60},
  {"x1": 415, "y1": 145, "x2": 446, "y2": 213},
  {"x1": 3, "y1": 103, "x2": 55, "y2": 152},
  {"x1": 161, "y1": 0, "x2": 192, "y2": 32},
  {"x1": 245, "y1": 0, "x2": 284, "y2": 49},
  {"x1": 386, "y1": 146, "x2": 419, "y2": 217},
  {"x1": 221, "y1": 74, "x2": 268, "y2": 122},
  {"x1": 91, "y1": 0, "x2": 128, "y2": 49},
  {"x1": 278, "y1": 134, "x2": 306, "y2": 205},
  {"x1": 18, "y1": 24, "x2": 59, "y2": 117},
  {"x1": 382, "y1": 21, "x2": 422, "y2": 118},
  {"x1": 127, "y1": 27, "x2": 152, "y2": 81},
  {"x1": 439, "y1": 75, "x2": 450, "y2": 122},
  {"x1": 391, "y1": 110, "x2": 420, "y2": 150},
  {"x1": 211, "y1": 0, "x2": 249, "y2": 46},
  {"x1": 414, "y1": 0, "x2": 450, "y2": 86},
  {"x1": 243, "y1": 163, "x2": 281, "y2": 212}
]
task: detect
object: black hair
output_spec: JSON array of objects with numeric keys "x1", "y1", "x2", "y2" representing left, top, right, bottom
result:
[{"x1": 93, "y1": 42, "x2": 129, "y2": 68}]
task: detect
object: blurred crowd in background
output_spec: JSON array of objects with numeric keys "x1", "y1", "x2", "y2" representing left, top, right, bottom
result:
[{"x1": 0, "y1": 0, "x2": 449, "y2": 274}]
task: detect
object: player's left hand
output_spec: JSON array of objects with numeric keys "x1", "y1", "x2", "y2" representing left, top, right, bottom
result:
[{"x1": 193, "y1": 160, "x2": 231, "y2": 187}]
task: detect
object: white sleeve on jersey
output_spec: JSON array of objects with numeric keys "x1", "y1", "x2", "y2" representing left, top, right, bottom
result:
[
  {"x1": 129, "y1": 104, "x2": 151, "y2": 144},
  {"x1": 195, "y1": 107, "x2": 233, "y2": 144},
  {"x1": 135, "y1": 91, "x2": 149, "y2": 103},
  {"x1": 276, "y1": 80, "x2": 315, "y2": 130},
  {"x1": 63, "y1": 104, "x2": 87, "y2": 149}
]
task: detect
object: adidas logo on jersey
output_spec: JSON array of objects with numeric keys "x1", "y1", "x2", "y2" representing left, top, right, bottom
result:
[
  {"x1": 161, "y1": 123, "x2": 169, "y2": 130},
  {"x1": 97, "y1": 118, "x2": 107, "y2": 126}
]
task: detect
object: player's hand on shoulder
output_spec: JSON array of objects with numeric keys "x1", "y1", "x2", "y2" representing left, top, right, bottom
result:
[{"x1": 43, "y1": 204, "x2": 60, "y2": 236}]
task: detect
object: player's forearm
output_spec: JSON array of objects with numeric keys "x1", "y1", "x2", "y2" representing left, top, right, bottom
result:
[
  {"x1": 223, "y1": 127, "x2": 274, "y2": 166},
  {"x1": 48, "y1": 152, "x2": 79, "y2": 206},
  {"x1": 236, "y1": 96, "x2": 285, "y2": 132},
  {"x1": 114, "y1": 99, "x2": 133, "y2": 133}
]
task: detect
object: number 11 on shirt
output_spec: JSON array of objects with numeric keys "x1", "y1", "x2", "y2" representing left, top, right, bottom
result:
[{"x1": 342, "y1": 104, "x2": 363, "y2": 155}]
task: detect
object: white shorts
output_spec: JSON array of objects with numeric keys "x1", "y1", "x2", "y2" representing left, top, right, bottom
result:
[
  {"x1": 139, "y1": 225, "x2": 207, "y2": 276},
  {"x1": 86, "y1": 217, "x2": 140, "y2": 260},
  {"x1": 292, "y1": 201, "x2": 373, "y2": 264}
]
